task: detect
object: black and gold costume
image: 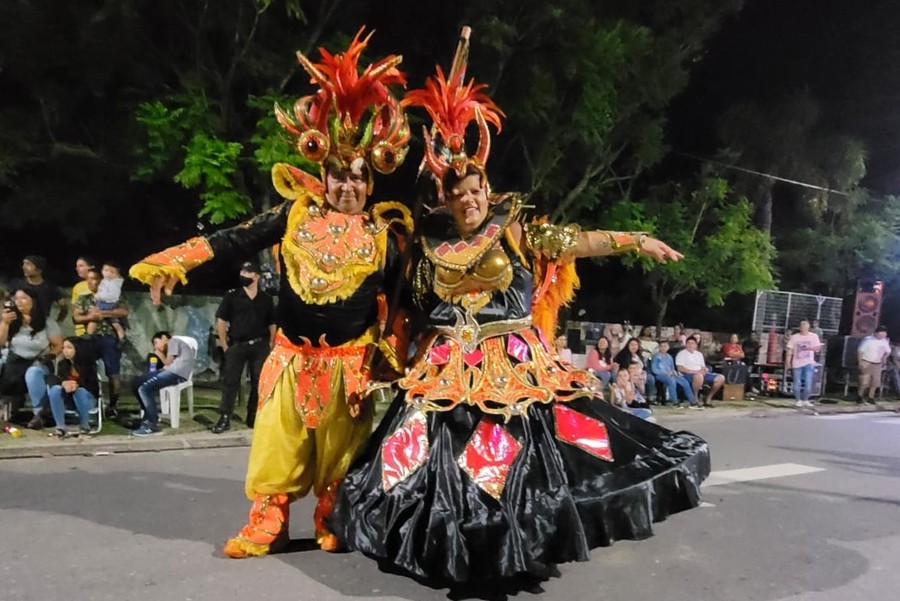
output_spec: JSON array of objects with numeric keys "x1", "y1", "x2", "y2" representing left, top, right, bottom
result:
[{"x1": 332, "y1": 194, "x2": 709, "y2": 583}]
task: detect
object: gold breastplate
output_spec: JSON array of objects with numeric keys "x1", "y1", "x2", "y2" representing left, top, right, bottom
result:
[
  {"x1": 421, "y1": 194, "x2": 520, "y2": 312},
  {"x1": 433, "y1": 246, "x2": 513, "y2": 301}
]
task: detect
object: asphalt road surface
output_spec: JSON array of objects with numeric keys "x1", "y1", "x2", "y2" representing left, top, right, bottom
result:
[{"x1": 2, "y1": 411, "x2": 899, "y2": 601}]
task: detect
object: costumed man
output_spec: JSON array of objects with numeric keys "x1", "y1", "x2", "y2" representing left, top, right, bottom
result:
[
  {"x1": 129, "y1": 29, "x2": 413, "y2": 557},
  {"x1": 332, "y1": 28, "x2": 711, "y2": 583}
]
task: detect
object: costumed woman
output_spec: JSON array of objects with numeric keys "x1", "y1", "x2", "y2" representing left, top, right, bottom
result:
[
  {"x1": 332, "y1": 28, "x2": 711, "y2": 583},
  {"x1": 129, "y1": 29, "x2": 413, "y2": 557}
]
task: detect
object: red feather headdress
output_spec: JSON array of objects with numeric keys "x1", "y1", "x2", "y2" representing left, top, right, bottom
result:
[
  {"x1": 403, "y1": 27, "x2": 504, "y2": 182},
  {"x1": 274, "y1": 27, "x2": 410, "y2": 183}
]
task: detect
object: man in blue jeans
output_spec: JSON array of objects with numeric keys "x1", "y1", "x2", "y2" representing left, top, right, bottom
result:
[
  {"x1": 72, "y1": 267, "x2": 130, "y2": 420},
  {"x1": 650, "y1": 340, "x2": 696, "y2": 407},
  {"x1": 131, "y1": 331, "x2": 195, "y2": 436}
]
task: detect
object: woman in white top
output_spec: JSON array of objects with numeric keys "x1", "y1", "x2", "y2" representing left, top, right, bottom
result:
[{"x1": 0, "y1": 285, "x2": 63, "y2": 429}]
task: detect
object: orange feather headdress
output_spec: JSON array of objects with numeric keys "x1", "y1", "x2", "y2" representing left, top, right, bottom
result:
[
  {"x1": 403, "y1": 27, "x2": 504, "y2": 186},
  {"x1": 274, "y1": 27, "x2": 410, "y2": 187}
]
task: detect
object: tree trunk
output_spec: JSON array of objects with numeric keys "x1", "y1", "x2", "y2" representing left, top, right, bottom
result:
[
  {"x1": 655, "y1": 298, "x2": 669, "y2": 339},
  {"x1": 755, "y1": 179, "x2": 775, "y2": 233}
]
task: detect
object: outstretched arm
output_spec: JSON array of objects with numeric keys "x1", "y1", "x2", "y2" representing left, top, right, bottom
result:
[
  {"x1": 573, "y1": 230, "x2": 682, "y2": 262},
  {"x1": 519, "y1": 221, "x2": 682, "y2": 263},
  {"x1": 129, "y1": 202, "x2": 290, "y2": 305}
]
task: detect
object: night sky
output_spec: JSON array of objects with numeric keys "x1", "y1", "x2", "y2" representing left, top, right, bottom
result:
[{"x1": 670, "y1": 0, "x2": 900, "y2": 194}]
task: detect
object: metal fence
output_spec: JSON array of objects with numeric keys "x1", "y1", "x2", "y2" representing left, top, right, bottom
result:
[{"x1": 752, "y1": 290, "x2": 843, "y2": 335}]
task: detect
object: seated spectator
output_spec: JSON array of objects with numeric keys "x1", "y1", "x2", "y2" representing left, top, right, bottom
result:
[
  {"x1": 721, "y1": 333, "x2": 745, "y2": 361},
  {"x1": 638, "y1": 326, "x2": 659, "y2": 362},
  {"x1": 130, "y1": 331, "x2": 196, "y2": 436},
  {"x1": 609, "y1": 366, "x2": 654, "y2": 421},
  {"x1": 668, "y1": 323, "x2": 687, "y2": 348},
  {"x1": 0, "y1": 285, "x2": 63, "y2": 429},
  {"x1": 586, "y1": 336, "x2": 616, "y2": 387},
  {"x1": 604, "y1": 323, "x2": 628, "y2": 357},
  {"x1": 650, "y1": 340, "x2": 696, "y2": 407},
  {"x1": 553, "y1": 334, "x2": 573, "y2": 364},
  {"x1": 47, "y1": 337, "x2": 99, "y2": 437},
  {"x1": 676, "y1": 336, "x2": 724, "y2": 407},
  {"x1": 614, "y1": 337, "x2": 655, "y2": 397}
]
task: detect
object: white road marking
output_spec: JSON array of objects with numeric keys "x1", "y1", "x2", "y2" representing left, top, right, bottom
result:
[
  {"x1": 874, "y1": 418, "x2": 900, "y2": 425},
  {"x1": 811, "y1": 414, "x2": 864, "y2": 420},
  {"x1": 704, "y1": 463, "x2": 825, "y2": 488},
  {"x1": 699, "y1": 501, "x2": 716, "y2": 508}
]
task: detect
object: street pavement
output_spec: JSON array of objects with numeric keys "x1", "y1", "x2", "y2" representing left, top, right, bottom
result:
[{"x1": 1, "y1": 409, "x2": 899, "y2": 601}]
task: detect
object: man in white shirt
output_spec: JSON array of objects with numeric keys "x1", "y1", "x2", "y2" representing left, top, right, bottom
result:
[
  {"x1": 676, "y1": 336, "x2": 724, "y2": 407},
  {"x1": 857, "y1": 326, "x2": 891, "y2": 404}
]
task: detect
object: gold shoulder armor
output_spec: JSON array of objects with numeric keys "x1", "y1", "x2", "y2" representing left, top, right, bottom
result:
[{"x1": 523, "y1": 220, "x2": 581, "y2": 260}]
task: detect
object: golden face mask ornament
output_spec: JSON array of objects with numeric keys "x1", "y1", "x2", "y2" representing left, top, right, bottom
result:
[{"x1": 274, "y1": 27, "x2": 410, "y2": 196}]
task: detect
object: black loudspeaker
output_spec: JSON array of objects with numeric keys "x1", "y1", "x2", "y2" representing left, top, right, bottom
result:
[
  {"x1": 842, "y1": 336, "x2": 862, "y2": 369},
  {"x1": 850, "y1": 281, "x2": 883, "y2": 338}
]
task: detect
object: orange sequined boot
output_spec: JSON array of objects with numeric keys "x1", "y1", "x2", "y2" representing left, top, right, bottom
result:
[
  {"x1": 223, "y1": 493, "x2": 290, "y2": 558},
  {"x1": 313, "y1": 481, "x2": 340, "y2": 552}
]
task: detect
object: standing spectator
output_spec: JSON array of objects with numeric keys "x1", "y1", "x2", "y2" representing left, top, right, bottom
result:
[
  {"x1": 85, "y1": 261, "x2": 127, "y2": 343},
  {"x1": 553, "y1": 334, "x2": 573, "y2": 364},
  {"x1": 887, "y1": 344, "x2": 900, "y2": 398},
  {"x1": 19, "y1": 255, "x2": 67, "y2": 322},
  {"x1": 72, "y1": 267, "x2": 130, "y2": 418},
  {"x1": 213, "y1": 261, "x2": 276, "y2": 433},
  {"x1": 585, "y1": 336, "x2": 615, "y2": 387},
  {"x1": 614, "y1": 337, "x2": 655, "y2": 397},
  {"x1": 0, "y1": 285, "x2": 63, "y2": 429},
  {"x1": 721, "y1": 333, "x2": 745, "y2": 361},
  {"x1": 651, "y1": 340, "x2": 696, "y2": 407},
  {"x1": 71, "y1": 256, "x2": 94, "y2": 335},
  {"x1": 47, "y1": 337, "x2": 99, "y2": 437},
  {"x1": 131, "y1": 331, "x2": 196, "y2": 436},
  {"x1": 785, "y1": 319, "x2": 822, "y2": 408},
  {"x1": 676, "y1": 336, "x2": 724, "y2": 407},
  {"x1": 857, "y1": 325, "x2": 891, "y2": 405},
  {"x1": 810, "y1": 319, "x2": 825, "y2": 338}
]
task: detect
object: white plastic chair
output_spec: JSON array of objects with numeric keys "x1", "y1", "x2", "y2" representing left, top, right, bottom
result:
[{"x1": 159, "y1": 336, "x2": 198, "y2": 429}]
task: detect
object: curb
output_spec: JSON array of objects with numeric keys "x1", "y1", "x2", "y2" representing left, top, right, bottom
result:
[
  {"x1": 2, "y1": 402, "x2": 896, "y2": 460},
  {"x1": 659, "y1": 401, "x2": 899, "y2": 422},
  {"x1": 0, "y1": 431, "x2": 253, "y2": 460}
]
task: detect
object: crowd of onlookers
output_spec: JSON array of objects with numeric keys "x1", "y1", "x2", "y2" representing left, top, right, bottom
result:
[
  {"x1": 561, "y1": 324, "x2": 733, "y2": 420},
  {"x1": 0, "y1": 255, "x2": 196, "y2": 438},
  {"x1": 556, "y1": 317, "x2": 900, "y2": 420}
]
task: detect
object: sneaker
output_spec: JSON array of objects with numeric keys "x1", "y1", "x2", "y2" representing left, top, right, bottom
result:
[
  {"x1": 27, "y1": 414, "x2": 44, "y2": 430},
  {"x1": 688, "y1": 404, "x2": 701, "y2": 410},
  {"x1": 795, "y1": 400, "x2": 804, "y2": 408},
  {"x1": 132, "y1": 421, "x2": 162, "y2": 437},
  {"x1": 105, "y1": 406, "x2": 119, "y2": 420}
]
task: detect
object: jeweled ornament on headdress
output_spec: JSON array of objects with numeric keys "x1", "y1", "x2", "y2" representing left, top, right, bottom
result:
[
  {"x1": 403, "y1": 27, "x2": 504, "y2": 182},
  {"x1": 274, "y1": 27, "x2": 410, "y2": 183}
]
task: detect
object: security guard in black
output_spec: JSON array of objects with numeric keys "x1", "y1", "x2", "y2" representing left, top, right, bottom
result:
[{"x1": 213, "y1": 261, "x2": 275, "y2": 433}]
